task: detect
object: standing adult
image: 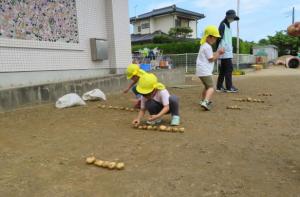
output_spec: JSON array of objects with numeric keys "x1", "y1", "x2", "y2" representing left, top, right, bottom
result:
[{"x1": 216, "y1": 10, "x2": 240, "y2": 93}]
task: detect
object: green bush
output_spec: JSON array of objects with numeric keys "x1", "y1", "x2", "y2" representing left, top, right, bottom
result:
[
  {"x1": 168, "y1": 27, "x2": 193, "y2": 38},
  {"x1": 132, "y1": 41, "x2": 200, "y2": 54},
  {"x1": 153, "y1": 35, "x2": 172, "y2": 43}
]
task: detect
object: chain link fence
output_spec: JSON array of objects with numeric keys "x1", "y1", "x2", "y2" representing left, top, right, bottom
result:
[
  {"x1": 167, "y1": 53, "x2": 256, "y2": 74},
  {"x1": 132, "y1": 53, "x2": 255, "y2": 74}
]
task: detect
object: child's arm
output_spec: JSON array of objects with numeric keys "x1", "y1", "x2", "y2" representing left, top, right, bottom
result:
[
  {"x1": 124, "y1": 79, "x2": 138, "y2": 93},
  {"x1": 132, "y1": 109, "x2": 146, "y2": 125},
  {"x1": 208, "y1": 48, "x2": 225, "y2": 62},
  {"x1": 147, "y1": 105, "x2": 169, "y2": 121}
]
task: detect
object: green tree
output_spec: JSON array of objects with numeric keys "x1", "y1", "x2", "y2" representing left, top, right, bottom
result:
[
  {"x1": 232, "y1": 37, "x2": 255, "y2": 54},
  {"x1": 258, "y1": 38, "x2": 270, "y2": 45},
  {"x1": 153, "y1": 35, "x2": 172, "y2": 43},
  {"x1": 266, "y1": 31, "x2": 300, "y2": 56},
  {"x1": 168, "y1": 27, "x2": 193, "y2": 38}
]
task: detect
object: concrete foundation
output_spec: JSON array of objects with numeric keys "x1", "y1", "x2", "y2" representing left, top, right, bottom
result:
[{"x1": 0, "y1": 68, "x2": 185, "y2": 112}]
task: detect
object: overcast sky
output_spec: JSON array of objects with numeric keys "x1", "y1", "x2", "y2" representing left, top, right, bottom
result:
[{"x1": 128, "y1": 0, "x2": 300, "y2": 42}]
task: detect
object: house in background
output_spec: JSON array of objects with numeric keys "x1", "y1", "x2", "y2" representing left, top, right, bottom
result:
[
  {"x1": 130, "y1": 5, "x2": 205, "y2": 43},
  {"x1": 253, "y1": 45, "x2": 278, "y2": 62}
]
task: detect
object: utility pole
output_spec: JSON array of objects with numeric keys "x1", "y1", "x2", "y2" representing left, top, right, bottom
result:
[
  {"x1": 236, "y1": 0, "x2": 240, "y2": 70},
  {"x1": 134, "y1": 5, "x2": 138, "y2": 18},
  {"x1": 292, "y1": 7, "x2": 295, "y2": 24},
  {"x1": 134, "y1": 5, "x2": 138, "y2": 33}
]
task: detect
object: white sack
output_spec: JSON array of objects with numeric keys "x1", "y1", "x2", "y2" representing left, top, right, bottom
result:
[
  {"x1": 55, "y1": 93, "x2": 86, "y2": 109},
  {"x1": 82, "y1": 89, "x2": 106, "y2": 101}
]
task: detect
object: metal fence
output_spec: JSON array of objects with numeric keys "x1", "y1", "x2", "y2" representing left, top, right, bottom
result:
[
  {"x1": 167, "y1": 53, "x2": 256, "y2": 74},
  {"x1": 132, "y1": 53, "x2": 256, "y2": 74}
]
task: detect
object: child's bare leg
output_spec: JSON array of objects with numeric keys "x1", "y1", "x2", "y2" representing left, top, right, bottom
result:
[
  {"x1": 201, "y1": 89, "x2": 206, "y2": 101},
  {"x1": 204, "y1": 87, "x2": 214, "y2": 101}
]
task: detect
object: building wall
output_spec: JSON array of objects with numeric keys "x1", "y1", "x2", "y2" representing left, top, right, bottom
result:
[
  {"x1": 0, "y1": 0, "x2": 132, "y2": 90},
  {"x1": 105, "y1": 0, "x2": 132, "y2": 74},
  {"x1": 132, "y1": 19, "x2": 151, "y2": 34},
  {"x1": 0, "y1": 68, "x2": 185, "y2": 112},
  {"x1": 189, "y1": 20, "x2": 197, "y2": 38},
  {"x1": 132, "y1": 15, "x2": 198, "y2": 38},
  {"x1": 152, "y1": 15, "x2": 174, "y2": 34},
  {"x1": 253, "y1": 47, "x2": 278, "y2": 62},
  {"x1": 132, "y1": 16, "x2": 174, "y2": 35}
]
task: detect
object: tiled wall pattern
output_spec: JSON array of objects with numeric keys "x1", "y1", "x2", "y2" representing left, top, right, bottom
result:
[
  {"x1": 0, "y1": 0, "x2": 79, "y2": 43},
  {"x1": 0, "y1": 0, "x2": 131, "y2": 75}
]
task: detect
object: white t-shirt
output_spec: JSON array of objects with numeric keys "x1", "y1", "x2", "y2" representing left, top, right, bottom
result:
[
  {"x1": 196, "y1": 42, "x2": 214, "y2": 76},
  {"x1": 141, "y1": 89, "x2": 170, "y2": 109}
]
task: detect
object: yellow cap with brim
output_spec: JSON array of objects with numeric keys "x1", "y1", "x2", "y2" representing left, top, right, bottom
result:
[
  {"x1": 126, "y1": 64, "x2": 139, "y2": 79},
  {"x1": 200, "y1": 25, "x2": 221, "y2": 45},
  {"x1": 136, "y1": 73, "x2": 165, "y2": 94}
]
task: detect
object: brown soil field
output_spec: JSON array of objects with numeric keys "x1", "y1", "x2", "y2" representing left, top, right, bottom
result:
[{"x1": 1, "y1": 67, "x2": 300, "y2": 197}]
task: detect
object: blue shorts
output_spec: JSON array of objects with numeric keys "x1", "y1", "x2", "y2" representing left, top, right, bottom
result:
[{"x1": 132, "y1": 85, "x2": 141, "y2": 99}]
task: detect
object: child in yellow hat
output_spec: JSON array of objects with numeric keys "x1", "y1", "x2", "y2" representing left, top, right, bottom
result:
[
  {"x1": 197, "y1": 25, "x2": 224, "y2": 110},
  {"x1": 132, "y1": 73, "x2": 180, "y2": 126},
  {"x1": 124, "y1": 64, "x2": 147, "y2": 108}
]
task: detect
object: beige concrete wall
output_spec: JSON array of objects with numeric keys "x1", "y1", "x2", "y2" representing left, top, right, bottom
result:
[
  {"x1": 152, "y1": 15, "x2": 174, "y2": 34},
  {"x1": 189, "y1": 20, "x2": 197, "y2": 38},
  {"x1": 0, "y1": 0, "x2": 132, "y2": 89}
]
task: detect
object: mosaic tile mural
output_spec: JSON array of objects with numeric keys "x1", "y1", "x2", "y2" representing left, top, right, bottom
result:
[{"x1": 0, "y1": 0, "x2": 79, "y2": 43}]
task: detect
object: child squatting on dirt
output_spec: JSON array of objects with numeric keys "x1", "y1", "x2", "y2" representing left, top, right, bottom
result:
[
  {"x1": 196, "y1": 25, "x2": 225, "y2": 111},
  {"x1": 124, "y1": 64, "x2": 147, "y2": 108},
  {"x1": 132, "y1": 73, "x2": 180, "y2": 126}
]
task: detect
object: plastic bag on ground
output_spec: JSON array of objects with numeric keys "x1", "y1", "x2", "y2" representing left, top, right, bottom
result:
[
  {"x1": 55, "y1": 93, "x2": 86, "y2": 109},
  {"x1": 82, "y1": 89, "x2": 106, "y2": 101}
]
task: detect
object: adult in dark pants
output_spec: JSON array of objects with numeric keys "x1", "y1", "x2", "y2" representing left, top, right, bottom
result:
[{"x1": 216, "y1": 10, "x2": 240, "y2": 93}]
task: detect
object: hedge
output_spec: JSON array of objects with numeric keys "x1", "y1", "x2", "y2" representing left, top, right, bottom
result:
[{"x1": 132, "y1": 41, "x2": 201, "y2": 54}]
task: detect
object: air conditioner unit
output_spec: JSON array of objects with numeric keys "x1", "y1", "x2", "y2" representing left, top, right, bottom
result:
[{"x1": 90, "y1": 38, "x2": 108, "y2": 61}]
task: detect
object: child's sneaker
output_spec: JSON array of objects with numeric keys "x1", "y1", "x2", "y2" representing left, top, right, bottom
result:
[
  {"x1": 226, "y1": 87, "x2": 238, "y2": 93},
  {"x1": 199, "y1": 100, "x2": 212, "y2": 106},
  {"x1": 216, "y1": 87, "x2": 226, "y2": 92},
  {"x1": 201, "y1": 100, "x2": 211, "y2": 111},
  {"x1": 146, "y1": 119, "x2": 162, "y2": 125},
  {"x1": 170, "y1": 115, "x2": 180, "y2": 126}
]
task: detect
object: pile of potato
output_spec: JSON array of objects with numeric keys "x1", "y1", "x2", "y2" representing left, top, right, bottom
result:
[
  {"x1": 97, "y1": 104, "x2": 138, "y2": 112},
  {"x1": 226, "y1": 105, "x2": 241, "y2": 110},
  {"x1": 86, "y1": 156, "x2": 125, "y2": 170},
  {"x1": 133, "y1": 124, "x2": 185, "y2": 133},
  {"x1": 233, "y1": 97, "x2": 264, "y2": 103}
]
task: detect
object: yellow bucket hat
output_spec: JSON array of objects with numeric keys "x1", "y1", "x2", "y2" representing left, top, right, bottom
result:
[
  {"x1": 136, "y1": 73, "x2": 165, "y2": 94},
  {"x1": 200, "y1": 25, "x2": 221, "y2": 45},
  {"x1": 126, "y1": 64, "x2": 146, "y2": 79}
]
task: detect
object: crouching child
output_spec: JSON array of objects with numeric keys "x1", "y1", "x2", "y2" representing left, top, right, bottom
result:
[
  {"x1": 132, "y1": 73, "x2": 180, "y2": 126},
  {"x1": 124, "y1": 64, "x2": 147, "y2": 108}
]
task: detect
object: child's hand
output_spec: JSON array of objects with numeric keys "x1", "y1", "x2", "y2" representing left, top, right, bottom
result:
[
  {"x1": 148, "y1": 115, "x2": 159, "y2": 121},
  {"x1": 132, "y1": 118, "x2": 140, "y2": 125},
  {"x1": 123, "y1": 89, "x2": 129, "y2": 94},
  {"x1": 218, "y1": 48, "x2": 225, "y2": 55}
]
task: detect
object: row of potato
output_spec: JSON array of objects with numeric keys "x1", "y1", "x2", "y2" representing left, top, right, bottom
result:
[
  {"x1": 258, "y1": 93, "x2": 272, "y2": 96},
  {"x1": 233, "y1": 97, "x2": 265, "y2": 103},
  {"x1": 98, "y1": 104, "x2": 138, "y2": 112},
  {"x1": 226, "y1": 105, "x2": 242, "y2": 110},
  {"x1": 86, "y1": 156, "x2": 125, "y2": 170},
  {"x1": 133, "y1": 124, "x2": 185, "y2": 133}
]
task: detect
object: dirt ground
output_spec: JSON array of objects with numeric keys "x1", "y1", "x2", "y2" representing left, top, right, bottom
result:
[{"x1": 1, "y1": 67, "x2": 300, "y2": 197}]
